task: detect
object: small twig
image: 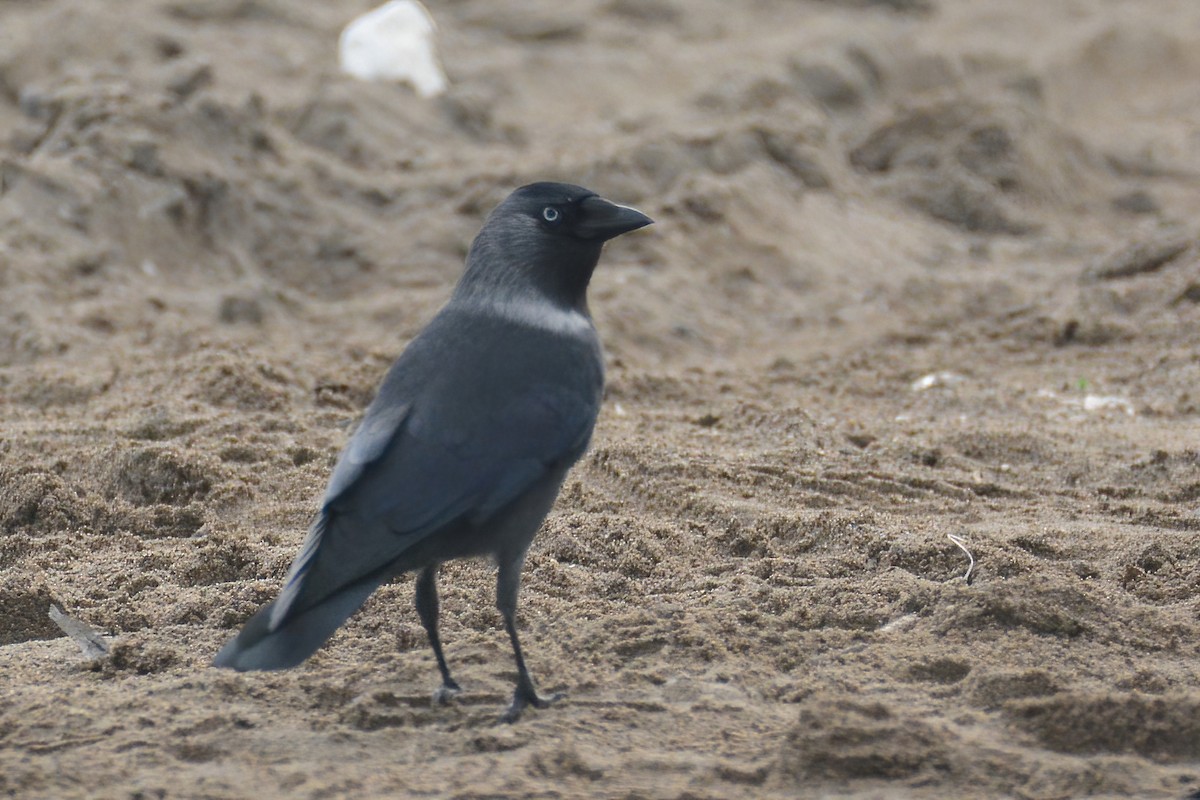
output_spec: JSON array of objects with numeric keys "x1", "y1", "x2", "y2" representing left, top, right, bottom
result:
[{"x1": 947, "y1": 534, "x2": 975, "y2": 585}]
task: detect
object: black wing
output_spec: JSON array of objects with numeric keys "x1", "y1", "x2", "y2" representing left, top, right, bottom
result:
[{"x1": 269, "y1": 310, "x2": 602, "y2": 628}]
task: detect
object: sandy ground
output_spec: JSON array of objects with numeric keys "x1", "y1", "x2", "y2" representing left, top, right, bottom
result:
[{"x1": 2, "y1": 0, "x2": 1200, "y2": 797}]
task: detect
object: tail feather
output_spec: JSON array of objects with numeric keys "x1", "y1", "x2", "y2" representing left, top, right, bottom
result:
[{"x1": 213, "y1": 578, "x2": 382, "y2": 671}]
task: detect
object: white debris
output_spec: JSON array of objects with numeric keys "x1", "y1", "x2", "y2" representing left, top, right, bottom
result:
[
  {"x1": 338, "y1": 1, "x2": 448, "y2": 97},
  {"x1": 1082, "y1": 394, "x2": 1135, "y2": 415},
  {"x1": 879, "y1": 613, "x2": 920, "y2": 633},
  {"x1": 49, "y1": 604, "x2": 110, "y2": 660},
  {"x1": 1036, "y1": 389, "x2": 1137, "y2": 417},
  {"x1": 911, "y1": 371, "x2": 964, "y2": 392}
]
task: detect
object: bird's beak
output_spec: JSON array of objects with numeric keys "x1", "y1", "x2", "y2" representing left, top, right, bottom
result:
[{"x1": 574, "y1": 195, "x2": 654, "y2": 241}]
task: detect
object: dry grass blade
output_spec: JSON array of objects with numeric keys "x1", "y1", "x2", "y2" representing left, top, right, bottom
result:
[{"x1": 947, "y1": 534, "x2": 976, "y2": 585}]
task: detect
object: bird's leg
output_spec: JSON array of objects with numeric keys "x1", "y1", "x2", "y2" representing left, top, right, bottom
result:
[
  {"x1": 496, "y1": 554, "x2": 563, "y2": 723},
  {"x1": 415, "y1": 564, "x2": 461, "y2": 705}
]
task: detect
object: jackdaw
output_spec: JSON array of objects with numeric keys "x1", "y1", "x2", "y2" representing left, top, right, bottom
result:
[{"x1": 213, "y1": 182, "x2": 653, "y2": 722}]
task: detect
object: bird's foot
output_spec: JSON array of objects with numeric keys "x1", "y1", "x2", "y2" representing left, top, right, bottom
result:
[
  {"x1": 499, "y1": 683, "x2": 563, "y2": 724},
  {"x1": 432, "y1": 678, "x2": 462, "y2": 706}
]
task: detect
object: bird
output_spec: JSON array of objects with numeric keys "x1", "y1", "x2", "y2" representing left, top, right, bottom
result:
[{"x1": 213, "y1": 182, "x2": 653, "y2": 723}]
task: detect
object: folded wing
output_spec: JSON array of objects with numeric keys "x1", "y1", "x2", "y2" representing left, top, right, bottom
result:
[{"x1": 270, "y1": 378, "x2": 598, "y2": 630}]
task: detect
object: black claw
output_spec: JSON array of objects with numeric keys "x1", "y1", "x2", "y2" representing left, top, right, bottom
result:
[
  {"x1": 500, "y1": 685, "x2": 564, "y2": 724},
  {"x1": 432, "y1": 679, "x2": 462, "y2": 706}
]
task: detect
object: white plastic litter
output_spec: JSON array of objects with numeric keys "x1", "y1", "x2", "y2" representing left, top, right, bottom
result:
[{"x1": 338, "y1": 1, "x2": 448, "y2": 97}]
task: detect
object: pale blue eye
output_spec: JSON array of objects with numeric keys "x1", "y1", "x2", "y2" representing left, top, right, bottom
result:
[{"x1": 542, "y1": 207, "x2": 560, "y2": 223}]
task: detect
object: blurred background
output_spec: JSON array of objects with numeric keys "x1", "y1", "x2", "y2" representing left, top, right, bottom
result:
[{"x1": 2, "y1": 1, "x2": 1199, "y2": 798}]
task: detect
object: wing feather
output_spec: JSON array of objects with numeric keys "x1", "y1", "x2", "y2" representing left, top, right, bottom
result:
[{"x1": 271, "y1": 379, "x2": 598, "y2": 628}]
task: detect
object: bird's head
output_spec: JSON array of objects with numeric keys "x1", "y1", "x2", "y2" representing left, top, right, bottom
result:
[{"x1": 457, "y1": 182, "x2": 653, "y2": 312}]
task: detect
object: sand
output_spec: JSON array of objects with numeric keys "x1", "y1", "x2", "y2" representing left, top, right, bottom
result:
[{"x1": 2, "y1": 0, "x2": 1199, "y2": 797}]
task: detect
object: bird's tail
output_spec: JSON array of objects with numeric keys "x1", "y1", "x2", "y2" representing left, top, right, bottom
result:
[{"x1": 212, "y1": 577, "x2": 382, "y2": 671}]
